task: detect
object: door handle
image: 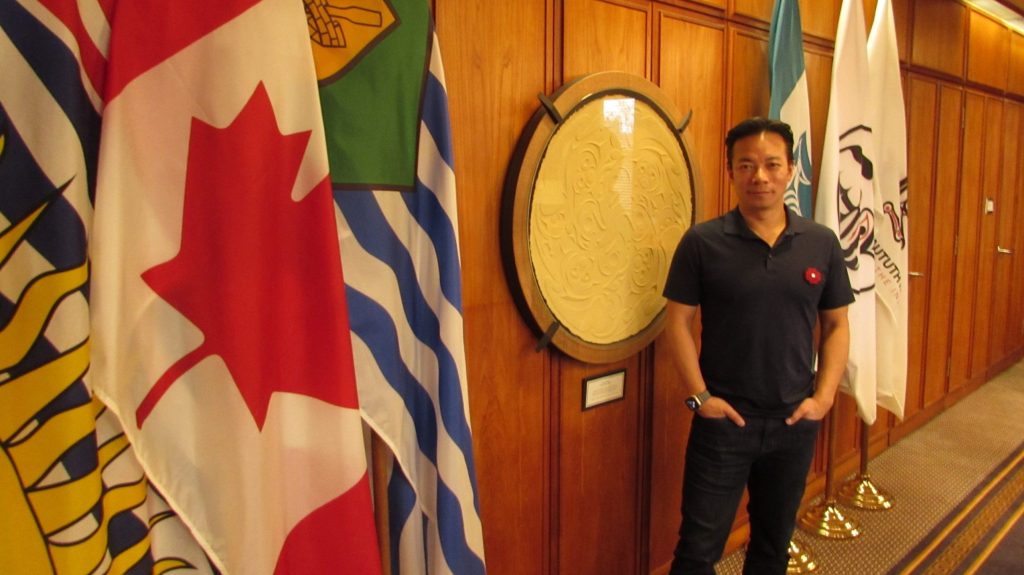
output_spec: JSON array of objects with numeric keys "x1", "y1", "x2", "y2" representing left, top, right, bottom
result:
[
  {"x1": 997, "y1": 246, "x2": 1013, "y2": 255},
  {"x1": 909, "y1": 271, "x2": 925, "y2": 277}
]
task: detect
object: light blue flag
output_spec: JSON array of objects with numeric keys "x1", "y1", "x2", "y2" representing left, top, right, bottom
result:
[{"x1": 768, "y1": 0, "x2": 814, "y2": 218}]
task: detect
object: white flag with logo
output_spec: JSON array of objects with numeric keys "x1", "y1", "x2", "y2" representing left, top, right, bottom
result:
[
  {"x1": 815, "y1": 0, "x2": 878, "y2": 425},
  {"x1": 868, "y1": 0, "x2": 908, "y2": 419}
]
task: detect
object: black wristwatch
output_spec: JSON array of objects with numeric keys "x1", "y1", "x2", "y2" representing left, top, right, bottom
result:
[{"x1": 685, "y1": 390, "x2": 711, "y2": 412}]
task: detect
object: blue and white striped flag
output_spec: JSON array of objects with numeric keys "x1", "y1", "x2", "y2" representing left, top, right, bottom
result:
[
  {"x1": 768, "y1": 0, "x2": 813, "y2": 218},
  {"x1": 326, "y1": 16, "x2": 487, "y2": 575},
  {"x1": 868, "y1": 0, "x2": 908, "y2": 419}
]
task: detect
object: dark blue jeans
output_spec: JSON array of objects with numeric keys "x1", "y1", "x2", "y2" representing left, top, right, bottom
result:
[{"x1": 669, "y1": 414, "x2": 820, "y2": 575}]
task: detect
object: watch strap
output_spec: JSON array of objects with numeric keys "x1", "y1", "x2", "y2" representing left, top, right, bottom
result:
[{"x1": 686, "y1": 389, "x2": 711, "y2": 411}]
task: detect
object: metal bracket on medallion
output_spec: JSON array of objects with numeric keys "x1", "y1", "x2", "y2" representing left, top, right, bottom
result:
[
  {"x1": 537, "y1": 93, "x2": 563, "y2": 124},
  {"x1": 677, "y1": 109, "x2": 693, "y2": 134},
  {"x1": 535, "y1": 321, "x2": 561, "y2": 352}
]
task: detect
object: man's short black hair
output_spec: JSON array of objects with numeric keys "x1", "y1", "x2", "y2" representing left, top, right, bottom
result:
[{"x1": 725, "y1": 117, "x2": 795, "y2": 167}]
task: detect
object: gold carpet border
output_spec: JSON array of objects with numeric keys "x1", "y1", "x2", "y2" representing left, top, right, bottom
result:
[{"x1": 903, "y1": 448, "x2": 1024, "y2": 574}]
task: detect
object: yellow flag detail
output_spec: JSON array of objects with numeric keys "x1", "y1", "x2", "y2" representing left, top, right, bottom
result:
[
  {"x1": 47, "y1": 477, "x2": 150, "y2": 573},
  {"x1": 1, "y1": 449, "x2": 53, "y2": 574},
  {"x1": 0, "y1": 264, "x2": 89, "y2": 370},
  {"x1": 0, "y1": 341, "x2": 90, "y2": 442},
  {"x1": 9, "y1": 400, "x2": 95, "y2": 488}
]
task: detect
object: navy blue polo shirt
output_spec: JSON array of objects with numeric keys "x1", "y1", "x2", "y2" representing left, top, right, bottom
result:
[{"x1": 663, "y1": 208, "x2": 854, "y2": 416}]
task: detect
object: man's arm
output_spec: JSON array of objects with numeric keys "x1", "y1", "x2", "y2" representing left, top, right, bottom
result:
[
  {"x1": 664, "y1": 301, "x2": 745, "y2": 426},
  {"x1": 786, "y1": 305, "x2": 850, "y2": 424}
]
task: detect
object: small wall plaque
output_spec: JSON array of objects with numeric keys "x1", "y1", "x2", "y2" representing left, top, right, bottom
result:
[{"x1": 583, "y1": 370, "x2": 626, "y2": 410}]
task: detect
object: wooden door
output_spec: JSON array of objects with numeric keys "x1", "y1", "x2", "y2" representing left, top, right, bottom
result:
[
  {"x1": 1008, "y1": 110, "x2": 1024, "y2": 359},
  {"x1": 988, "y1": 101, "x2": 1022, "y2": 373},
  {"x1": 969, "y1": 97, "x2": 1004, "y2": 384},
  {"x1": 948, "y1": 92, "x2": 986, "y2": 396},
  {"x1": 902, "y1": 76, "x2": 936, "y2": 426},
  {"x1": 921, "y1": 85, "x2": 963, "y2": 410}
]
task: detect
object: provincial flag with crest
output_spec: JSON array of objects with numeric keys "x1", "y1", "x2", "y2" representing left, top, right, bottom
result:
[
  {"x1": 1, "y1": 1, "x2": 213, "y2": 573},
  {"x1": 816, "y1": 0, "x2": 878, "y2": 425},
  {"x1": 768, "y1": 0, "x2": 813, "y2": 218},
  {"x1": 88, "y1": 0, "x2": 381, "y2": 572},
  {"x1": 312, "y1": 0, "x2": 487, "y2": 572}
]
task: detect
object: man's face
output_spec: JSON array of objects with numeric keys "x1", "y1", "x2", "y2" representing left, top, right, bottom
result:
[{"x1": 728, "y1": 132, "x2": 794, "y2": 214}]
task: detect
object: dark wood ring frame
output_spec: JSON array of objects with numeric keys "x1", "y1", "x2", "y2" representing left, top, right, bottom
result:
[{"x1": 501, "y1": 71, "x2": 702, "y2": 364}]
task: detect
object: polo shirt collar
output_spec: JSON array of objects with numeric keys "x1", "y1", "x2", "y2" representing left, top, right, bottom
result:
[{"x1": 724, "y1": 207, "x2": 810, "y2": 240}]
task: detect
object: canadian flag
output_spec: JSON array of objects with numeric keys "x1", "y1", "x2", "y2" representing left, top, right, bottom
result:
[{"x1": 89, "y1": 1, "x2": 381, "y2": 572}]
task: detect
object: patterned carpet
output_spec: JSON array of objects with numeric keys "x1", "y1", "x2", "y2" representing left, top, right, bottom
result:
[{"x1": 716, "y1": 359, "x2": 1024, "y2": 575}]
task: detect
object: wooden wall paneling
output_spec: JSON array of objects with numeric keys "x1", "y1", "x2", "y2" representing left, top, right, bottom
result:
[
  {"x1": 921, "y1": 84, "x2": 963, "y2": 410},
  {"x1": 892, "y1": 0, "x2": 912, "y2": 63},
  {"x1": 732, "y1": 0, "x2": 772, "y2": 23},
  {"x1": 726, "y1": 25, "x2": 769, "y2": 211},
  {"x1": 562, "y1": 0, "x2": 652, "y2": 81},
  {"x1": 968, "y1": 97, "x2": 1003, "y2": 382},
  {"x1": 803, "y1": 46, "x2": 833, "y2": 208},
  {"x1": 910, "y1": 0, "x2": 965, "y2": 78},
  {"x1": 947, "y1": 91, "x2": 986, "y2": 395},
  {"x1": 649, "y1": 335, "x2": 691, "y2": 572},
  {"x1": 726, "y1": 26, "x2": 769, "y2": 132},
  {"x1": 989, "y1": 101, "x2": 1021, "y2": 370},
  {"x1": 1009, "y1": 119, "x2": 1024, "y2": 357},
  {"x1": 831, "y1": 390, "x2": 864, "y2": 475},
  {"x1": 799, "y1": 0, "x2": 840, "y2": 42},
  {"x1": 557, "y1": 358, "x2": 643, "y2": 575},
  {"x1": 903, "y1": 75, "x2": 938, "y2": 422},
  {"x1": 656, "y1": 8, "x2": 726, "y2": 222},
  {"x1": 437, "y1": 1, "x2": 551, "y2": 573},
  {"x1": 966, "y1": 10, "x2": 1010, "y2": 90},
  {"x1": 658, "y1": 0, "x2": 726, "y2": 12},
  {"x1": 1010, "y1": 33, "x2": 1024, "y2": 96},
  {"x1": 648, "y1": 7, "x2": 727, "y2": 572},
  {"x1": 865, "y1": 0, "x2": 878, "y2": 28}
]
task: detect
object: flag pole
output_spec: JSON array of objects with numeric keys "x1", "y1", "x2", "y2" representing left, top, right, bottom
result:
[
  {"x1": 371, "y1": 431, "x2": 393, "y2": 575},
  {"x1": 797, "y1": 410, "x2": 861, "y2": 539},
  {"x1": 837, "y1": 420, "x2": 894, "y2": 510}
]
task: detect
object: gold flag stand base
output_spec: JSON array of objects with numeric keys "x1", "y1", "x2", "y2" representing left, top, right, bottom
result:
[
  {"x1": 799, "y1": 500, "x2": 861, "y2": 539},
  {"x1": 838, "y1": 421, "x2": 896, "y2": 510},
  {"x1": 837, "y1": 474, "x2": 894, "y2": 510},
  {"x1": 798, "y1": 410, "x2": 861, "y2": 540},
  {"x1": 786, "y1": 539, "x2": 818, "y2": 573}
]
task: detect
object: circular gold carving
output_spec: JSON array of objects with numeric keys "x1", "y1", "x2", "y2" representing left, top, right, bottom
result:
[{"x1": 503, "y1": 72, "x2": 700, "y2": 363}]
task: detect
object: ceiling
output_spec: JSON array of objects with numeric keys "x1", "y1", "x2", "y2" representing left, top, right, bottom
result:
[{"x1": 1000, "y1": 0, "x2": 1024, "y2": 16}]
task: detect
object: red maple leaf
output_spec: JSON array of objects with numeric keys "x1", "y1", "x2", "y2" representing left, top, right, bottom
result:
[
  {"x1": 103, "y1": 0, "x2": 262, "y2": 101},
  {"x1": 137, "y1": 83, "x2": 358, "y2": 430}
]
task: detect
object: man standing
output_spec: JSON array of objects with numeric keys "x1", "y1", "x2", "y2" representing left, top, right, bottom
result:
[{"x1": 663, "y1": 117, "x2": 853, "y2": 574}]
